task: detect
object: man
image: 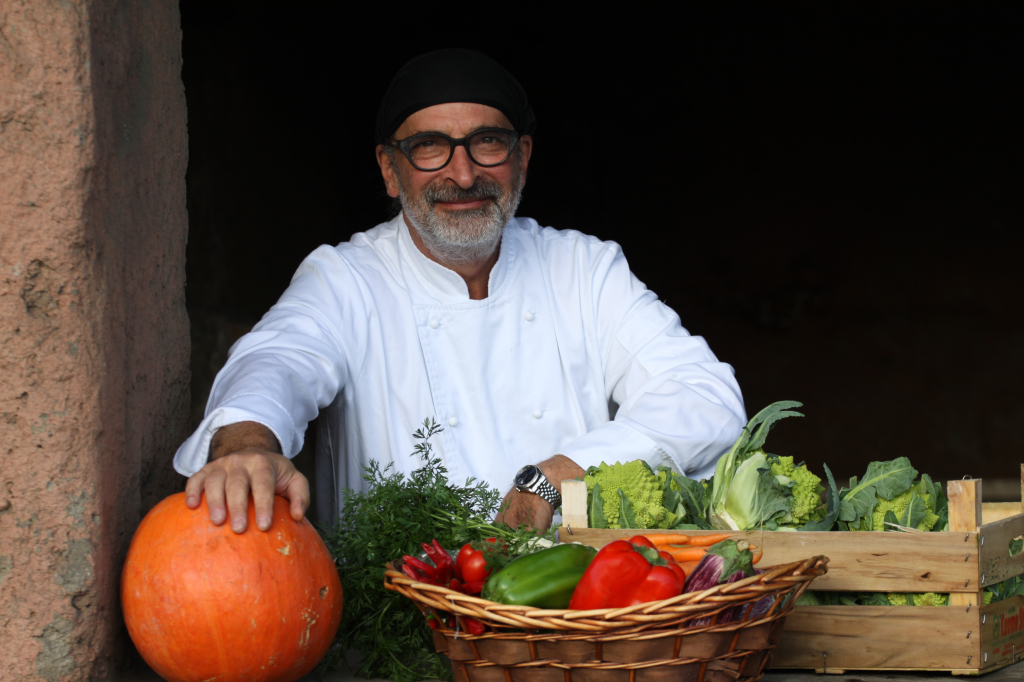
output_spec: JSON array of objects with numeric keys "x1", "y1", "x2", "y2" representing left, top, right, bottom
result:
[{"x1": 175, "y1": 49, "x2": 746, "y2": 534}]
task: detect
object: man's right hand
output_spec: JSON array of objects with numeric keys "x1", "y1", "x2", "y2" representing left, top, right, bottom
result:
[{"x1": 183, "y1": 421, "x2": 310, "y2": 533}]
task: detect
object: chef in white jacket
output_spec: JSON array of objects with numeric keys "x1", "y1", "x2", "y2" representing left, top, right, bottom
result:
[{"x1": 176, "y1": 49, "x2": 747, "y2": 534}]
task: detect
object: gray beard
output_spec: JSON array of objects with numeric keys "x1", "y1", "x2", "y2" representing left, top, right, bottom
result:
[{"x1": 397, "y1": 169, "x2": 523, "y2": 266}]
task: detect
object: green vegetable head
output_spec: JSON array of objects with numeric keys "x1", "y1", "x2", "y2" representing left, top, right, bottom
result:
[
  {"x1": 712, "y1": 451, "x2": 793, "y2": 531},
  {"x1": 709, "y1": 401, "x2": 803, "y2": 531}
]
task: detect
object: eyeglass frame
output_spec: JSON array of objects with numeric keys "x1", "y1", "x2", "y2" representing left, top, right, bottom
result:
[{"x1": 385, "y1": 127, "x2": 521, "y2": 172}]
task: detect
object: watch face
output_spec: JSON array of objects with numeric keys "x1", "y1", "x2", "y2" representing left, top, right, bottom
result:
[{"x1": 515, "y1": 465, "x2": 538, "y2": 488}]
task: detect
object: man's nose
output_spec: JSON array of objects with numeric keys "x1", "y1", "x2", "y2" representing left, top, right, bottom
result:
[{"x1": 443, "y1": 145, "x2": 479, "y2": 189}]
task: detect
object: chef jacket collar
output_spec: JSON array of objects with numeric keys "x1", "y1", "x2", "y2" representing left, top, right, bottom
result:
[{"x1": 396, "y1": 213, "x2": 515, "y2": 304}]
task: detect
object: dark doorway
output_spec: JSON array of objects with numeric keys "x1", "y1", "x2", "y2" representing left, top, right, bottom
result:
[{"x1": 179, "y1": 3, "x2": 1024, "y2": 505}]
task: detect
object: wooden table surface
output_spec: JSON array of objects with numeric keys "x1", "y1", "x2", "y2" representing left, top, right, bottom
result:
[{"x1": 121, "y1": 661, "x2": 1024, "y2": 681}]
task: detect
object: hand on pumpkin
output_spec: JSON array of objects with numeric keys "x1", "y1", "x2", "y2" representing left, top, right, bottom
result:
[
  {"x1": 494, "y1": 454, "x2": 584, "y2": 533},
  {"x1": 184, "y1": 421, "x2": 310, "y2": 534}
]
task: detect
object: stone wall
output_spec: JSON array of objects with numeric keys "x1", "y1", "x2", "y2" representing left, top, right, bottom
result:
[{"x1": 0, "y1": 1, "x2": 189, "y2": 678}]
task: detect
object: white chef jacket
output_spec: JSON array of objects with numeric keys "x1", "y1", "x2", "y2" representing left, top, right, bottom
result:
[{"x1": 173, "y1": 215, "x2": 746, "y2": 523}]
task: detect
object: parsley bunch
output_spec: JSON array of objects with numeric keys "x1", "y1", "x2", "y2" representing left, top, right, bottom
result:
[{"x1": 317, "y1": 419, "x2": 543, "y2": 681}]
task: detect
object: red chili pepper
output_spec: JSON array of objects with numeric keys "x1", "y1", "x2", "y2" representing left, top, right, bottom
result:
[
  {"x1": 464, "y1": 617, "x2": 486, "y2": 636},
  {"x1": 448, "y1": 578, "x2": 464, "y2": 593},
  {"x1": 567, "y1": 539, "x2": 685, "y2": 610},
  {"x1": 401, "y1": 558, "x2": 440, "y2": 585},
  {"x1": 403, "y1": 555, "x2": 438, "y2": 580},
  {"x1": 462, "y1": 580, "x2": 485, "y2": 595},
  {"x1": 422, "y1": 541, "x2": 455, "y2": 584},
  {"x1": 401, "y1": 564, "x2": 439, "y2": 586},
  {"x1": 432, "y1": 539, "x2": 457, "y2": 573}
]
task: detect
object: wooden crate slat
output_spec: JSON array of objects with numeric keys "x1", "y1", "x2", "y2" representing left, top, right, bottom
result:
[
  {"x1": 983, "y1": 503, "x2": 1024, "y2": 525},
  {"x1": 559, "y1": 527, "x2": 979, "y2": 592},
  {"x1": 980, "y1": 514, "x2": 1024, "y2": 587},
  {"x1": 980, "y1": 595, "x2": 1024, "y2": 671},
  {"x1": 773, "y1": 605, "x2": 978, "y2": 671}
]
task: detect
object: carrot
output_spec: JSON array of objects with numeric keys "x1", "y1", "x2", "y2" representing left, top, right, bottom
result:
[
  {"x1": 638, "y1": 533, "x2": 690, "y2": 546},
  {"x1": 751, "y1": 545, "x2": 763, "y2": 565},
  {"x1": 667, "y1": 547, "x2": 708, "y2": 563},
  {"x1": 676, "y1": 560, "x2": 701, "y2": 577},
  {"x1": 683, "y1": 533, "x2": 736, "y2": 547}
]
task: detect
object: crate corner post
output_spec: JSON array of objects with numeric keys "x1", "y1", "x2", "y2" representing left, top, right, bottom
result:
[
  {"x1": 948, "y1": 478, "x2": 984, "y2": 609},
  {"x1": 561, "y1": 479, "x2": 588, "y2": 532}
]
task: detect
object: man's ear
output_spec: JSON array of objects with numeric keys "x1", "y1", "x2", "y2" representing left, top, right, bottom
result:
[
  {"x1": 375, "y1": 145, "x2": 402, "y2": 198},
  {"x1": 517, "y1": 135, "x2": 533, "y2": 189}
]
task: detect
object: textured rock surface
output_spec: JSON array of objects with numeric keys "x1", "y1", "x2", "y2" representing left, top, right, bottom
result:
[{"x1": 0, "y1": 1, "x2": 189, "y2": 678}]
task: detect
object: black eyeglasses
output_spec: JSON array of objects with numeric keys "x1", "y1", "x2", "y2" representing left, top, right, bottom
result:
[{"x1": 386, "y1": 128, "x2": 520, "y2": 172}]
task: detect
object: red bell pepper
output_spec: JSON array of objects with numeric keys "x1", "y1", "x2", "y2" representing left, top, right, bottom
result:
[{"x1": 568, "y1": 537, "x2": 685, "y2": 610}]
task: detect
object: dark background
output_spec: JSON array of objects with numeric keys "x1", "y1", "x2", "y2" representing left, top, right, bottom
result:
[{"x1": 179, "y1": 3, "x2": 1023, "y2": 512}]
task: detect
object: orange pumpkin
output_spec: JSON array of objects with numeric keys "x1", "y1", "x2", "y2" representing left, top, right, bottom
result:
[{"x1": 121, "y1": 493, "x2": 343, "y2": 682}]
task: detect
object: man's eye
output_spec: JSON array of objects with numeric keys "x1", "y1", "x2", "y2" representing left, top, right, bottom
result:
[{"x1": 411, "y1": 140, "x2": 437, "y2": 150}]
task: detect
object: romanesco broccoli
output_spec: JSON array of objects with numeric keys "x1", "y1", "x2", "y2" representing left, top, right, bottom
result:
[
  {"x1": 912, "y1": 593, "x2": 948, "y2": 607},
  {"x1": 850, "y1": 486, "x2": 939, "y2": 532},
  {"x1": 584, "y1": 461, "x2": 670, "y2": 529},
  {"x1": 769, "y1": 455, "x2": 826, "y2": 527},
  {"x1": 885, "y1": 592, "x2": 948, "y2": 606}
]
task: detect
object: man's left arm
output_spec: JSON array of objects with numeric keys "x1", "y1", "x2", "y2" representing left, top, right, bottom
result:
[
  {"x1": 497, "y1": 239, "x2": 747, "y2": 531},
  {"x1": 557, "y1": 240, "x2": 747, "y2": 481}
]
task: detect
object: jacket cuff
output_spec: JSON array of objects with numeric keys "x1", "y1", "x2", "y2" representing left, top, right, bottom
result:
[{"x1": 172, "y1": 394, "x2": 295, "y2": 477}]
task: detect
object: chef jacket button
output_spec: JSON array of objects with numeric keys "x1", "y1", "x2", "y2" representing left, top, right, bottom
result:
[
  {"x1": 429, "y1": 319, "x2": 439, "y2": 329},
  {"x1": 448, "y1": 417, "x2": 458, "y2": 427},
  {"x1": 524, "y1": 312, "x2": 535, "y2": 322},
  {"x1": 532, "y1": 410, "x2": 542, "y2": 419}
]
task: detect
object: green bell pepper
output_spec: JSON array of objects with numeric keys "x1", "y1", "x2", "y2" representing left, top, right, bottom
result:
[{"x1": 482, "y1": 543, "x2": 597, "y2": 609}]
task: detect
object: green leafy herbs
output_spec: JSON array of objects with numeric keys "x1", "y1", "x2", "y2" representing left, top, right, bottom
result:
[{"x1": 317, "y1": 419, "x2": 550, "y2": 681}]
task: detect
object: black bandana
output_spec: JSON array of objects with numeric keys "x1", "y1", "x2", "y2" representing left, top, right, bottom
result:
[{"x1": 375, "y1": 48, "x2": 536, "y2": 144}]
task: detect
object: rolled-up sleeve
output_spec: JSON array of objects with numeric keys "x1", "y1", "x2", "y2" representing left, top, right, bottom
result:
[
  {"x1": 557, "y1": 243, "x2": 746, "y2": 480},
  {"x1": 173, "y1": 246, "x2": 359, "y2": 476}
]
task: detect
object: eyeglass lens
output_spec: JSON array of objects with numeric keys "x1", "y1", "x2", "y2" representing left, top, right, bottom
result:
[{"x1": 407, "y1": 130, "x2": 514, "y2": 170}]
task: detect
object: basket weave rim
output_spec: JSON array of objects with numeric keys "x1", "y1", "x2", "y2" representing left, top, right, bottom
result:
[{"x1": 384, "y1": 554, "x2": 828, "y2": 632}]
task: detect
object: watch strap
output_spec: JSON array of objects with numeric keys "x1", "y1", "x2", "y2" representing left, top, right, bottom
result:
[{"x1": 532, "y1": 477, "x2": 562, "y2": 508}]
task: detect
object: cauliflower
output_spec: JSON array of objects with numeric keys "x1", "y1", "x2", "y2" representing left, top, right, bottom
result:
[
  {"x1": 584, "y1": 461, "x2": 671, "y2": 529},
  {"x1": 769, "y1": 456, "x2": 826, "y2": 527}
]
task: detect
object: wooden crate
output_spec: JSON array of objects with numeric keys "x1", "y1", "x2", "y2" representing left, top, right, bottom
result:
[{"x1": 557, "y1": 469, "x2": 1024, "y2": 675}]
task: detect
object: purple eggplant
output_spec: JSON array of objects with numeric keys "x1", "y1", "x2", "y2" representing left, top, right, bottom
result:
[
  {"x1": 684, "y1": 539, "x2": 755, "y2": 593},
  {"x1": 684, "y1": 540, "x2": 766, "y2": 627}
]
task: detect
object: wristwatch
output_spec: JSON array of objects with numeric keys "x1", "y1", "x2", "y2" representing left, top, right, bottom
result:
[{"x1": 514, "y1": 464, "x2": 562, "y2": 508}]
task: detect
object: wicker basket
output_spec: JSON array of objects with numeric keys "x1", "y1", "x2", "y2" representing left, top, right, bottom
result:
[{"x1": 384, "y1": 554, "x2": 828, "y2": 682}]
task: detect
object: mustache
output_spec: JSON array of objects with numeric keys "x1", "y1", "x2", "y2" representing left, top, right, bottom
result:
[{"x1": 423, "y1": 179, "x2": 503, "y2": 206}]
